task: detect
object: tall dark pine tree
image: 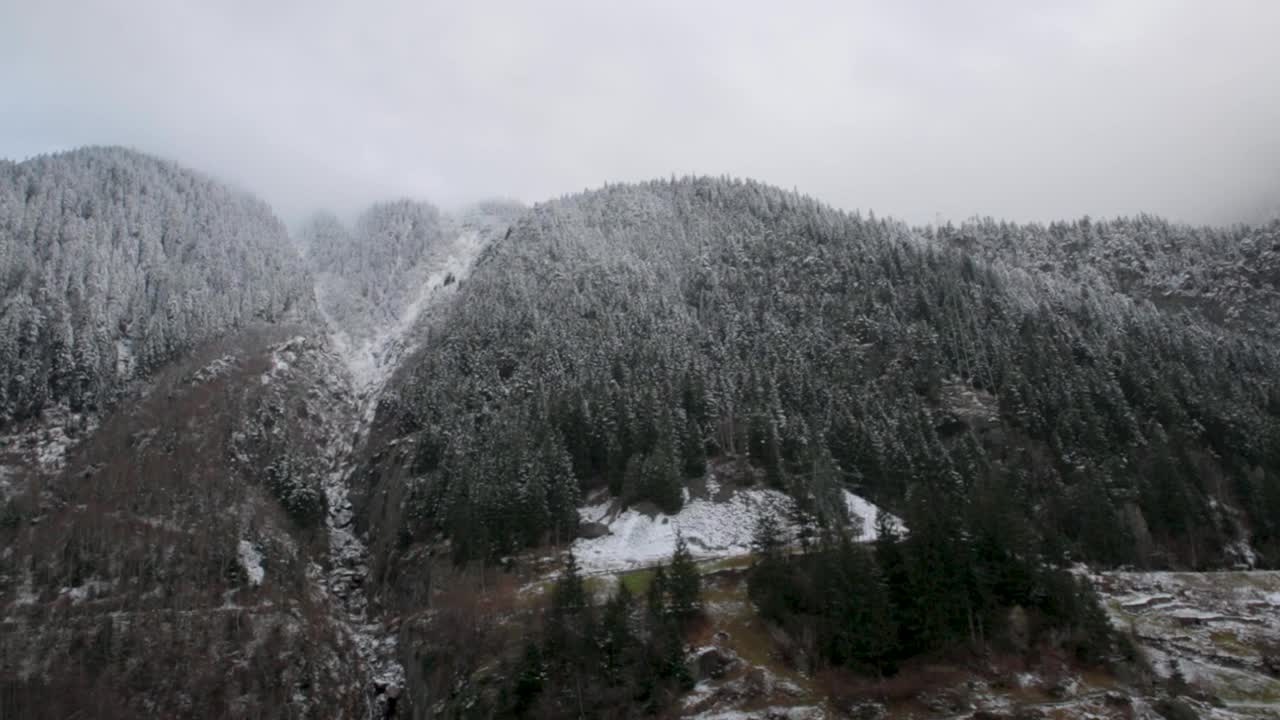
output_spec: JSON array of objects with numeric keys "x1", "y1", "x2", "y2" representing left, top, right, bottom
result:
[
  {"x1": 668, "y1": 534, "x2": 702, "y2": 621},
  {"x1": 598, "y1": 583, "x2": 635, "y2": 687}
]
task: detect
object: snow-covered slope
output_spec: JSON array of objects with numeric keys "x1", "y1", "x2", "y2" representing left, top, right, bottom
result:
[
  {"x1": 300, "y1": 204, "x2": 514, "y2": 717},
  {"x1": 304, "y1": 202, "x2": 517, "y2": 400},
  {"x1": 317, "y1": 226, "x2": 485, "y2": 395},
  {"x1": 573, "y1": 474, "x2": 900, "y2": 574}
]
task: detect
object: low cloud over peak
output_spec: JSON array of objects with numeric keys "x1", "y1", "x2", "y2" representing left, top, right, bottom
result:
[{"x1": 3, "y1": 0, "x2": 1277, "y2": 225}]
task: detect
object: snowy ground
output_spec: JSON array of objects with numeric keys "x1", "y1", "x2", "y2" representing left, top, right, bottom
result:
[{"x1": 572, "y1": 475, "x2": 900, "y2": 575}]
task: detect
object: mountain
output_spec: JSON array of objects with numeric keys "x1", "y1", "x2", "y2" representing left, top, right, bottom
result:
[
  {"x1": 356, "y1": 177, "x2": 1280, "y2": 579},
  {"x1": 0, "y1": 147, "x2": 314, "y2": 426},
  {"x1": 4, "y1": 152, "x2": 1280, "y2": 718}
]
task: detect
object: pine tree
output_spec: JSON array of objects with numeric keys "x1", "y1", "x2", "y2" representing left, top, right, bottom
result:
[
  {"x1": 647, "y1": 564, "x2": 669, "y2": 621},
  {"x1": 644, "y1": 441, "x2": 684, "y2": 514},
  {"x1": 681, "y1": 416, "x2": 707, "y2": 478},
  {"x1": 668, "y1": 534, "x2": 702, "y2": 621},
  {"x1": 598, "y1": 583, "x2": 634, "y2": 686},
  {"x1": 824, "y1": 536, "x2": 897, "y2": 670},
  {"x1": 552, "y1": 552, "x2": 588, "y2": 616},
  {"x1": 542, "y1": 434, "x2": 581, "y2": 545},
  {"x1": 747, "y1": 514, "x2": 792, "y2": 621},
  {"x1": 512, "y1": 640, "x2": 545, "y2": 714}
]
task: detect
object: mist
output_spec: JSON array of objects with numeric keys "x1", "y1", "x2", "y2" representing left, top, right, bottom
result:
[{"x1": 2, "y1": 0, "x2": 1277, "y2": 226}]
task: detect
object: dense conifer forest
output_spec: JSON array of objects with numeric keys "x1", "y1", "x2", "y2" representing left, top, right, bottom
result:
[
  {"x1": 365, "y1": 177, "x2": 1280, "y2": 573},
  {"x1": 0, "y1": 147, "x2": 313, "y2": 423}
]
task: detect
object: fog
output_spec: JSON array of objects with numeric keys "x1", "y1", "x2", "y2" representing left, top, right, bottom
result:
[{"x1": 2, "y1": 0, "x2": 1277, "y2": 226}]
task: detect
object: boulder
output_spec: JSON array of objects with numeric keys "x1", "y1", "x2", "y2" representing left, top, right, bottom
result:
[
  {"x1": 696, "y1": 647, "x2": 738, "y2": 680},
  {"x1": 578, "y1": 522, "x2": 611, "y2": 539}
]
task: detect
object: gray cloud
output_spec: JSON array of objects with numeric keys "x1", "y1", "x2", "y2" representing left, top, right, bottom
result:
[{"x1": 2, "y1": 0, "x2": 1277, "y2": 226}]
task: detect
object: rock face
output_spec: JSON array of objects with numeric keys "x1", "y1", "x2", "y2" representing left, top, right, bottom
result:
[
  {"x1": 0, "y1": 326, "x2": 369, "y2": 718},
  {"x1": 577, "y1": 521, "x2": 611, "y2": 539}
]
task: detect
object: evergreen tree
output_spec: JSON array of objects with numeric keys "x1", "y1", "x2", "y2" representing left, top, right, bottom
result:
[
  {"x1": 647, "y1": 564, "x2": 669, "y2": 621},
  {"x1": 681, "y1": 416, "x2": 707, "y2": 478},
  {"x1": 822, "y1": 536, "x2": 897, "y2": 671},
  {"x1": 552, "y1": 552, "x2": 589, "y2": 617},
  {"x1": 747, "y1": 514, "x2": 793, "y2": 621},
  {"x1": 512, "y1": 641, "x2": 545, "y2": 714},
  {"x1": 667, "y1": 534, "x2": 702, "y2": 621},
  {"x1": 598, "y1": 583, "x2": 635, "y2": 686}
]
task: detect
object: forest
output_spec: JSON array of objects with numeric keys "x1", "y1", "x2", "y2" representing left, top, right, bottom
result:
[
  {"x1": 0, "y1": 147, "x2": 313, "y2": 423},
  {"x1": 361, "y1": 176, "x2": 1280, "y2": 575}
]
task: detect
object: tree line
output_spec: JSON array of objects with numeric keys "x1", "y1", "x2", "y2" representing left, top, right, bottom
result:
[{"x1": 502, "y1": 538, "x2": 702, "y2": 718}]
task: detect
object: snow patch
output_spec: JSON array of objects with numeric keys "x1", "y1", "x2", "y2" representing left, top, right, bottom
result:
[
  {"x1": 61, "y1": 579, "x2": 111, "y2": 603},
  {"x1": 188, "y1": 354, "x2": 238, "y2": 385},
  {"x1": 572, "y1": 485, "x2": 898, "y2": 574},
  {"x1": 844, "y1": 490, "x2": 899, "y2": 540},
  {"x1": 238, "y1": 540, "x2": 265, "y2": 586},
  {"x1": 687, "y1": 705, "x2": 826, "y2": 720},
  {"x1": 114, "y1": 338, "x2": 136, "y2": 379},
  {"x1": 261, "y1": 338, "x2": 303, "y2": 385}
]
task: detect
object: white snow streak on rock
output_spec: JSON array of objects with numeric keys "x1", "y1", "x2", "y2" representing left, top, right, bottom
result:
[
  {"x1": 238, "y1": 540, "x2": 265, "y2": 586},
  {"x1": 114, "y1": 338, "x2": 136, "y2": 379},
  {"x1": 317, "y1": 227, "x2": 485, "y2": 399},
  {"x1": 310, "y1": 226, "x2": 489, "y2": 716}
]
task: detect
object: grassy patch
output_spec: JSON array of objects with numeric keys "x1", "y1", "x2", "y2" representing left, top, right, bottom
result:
[
  {"x1": 701, "y1": 554, "x2": 754, "y2": 574},
  {"x1": 701, "y1": 580, "x2": 745, "y2": 606},
  {"x1": 1213, "y1": 672, "x2": 1280, "y2": 704},
  {"x1": 617, "y1": 568, "x2": 657, "y2": 596},
  {"x1": 584, "y1": 575, "x2": 616, "y2": 597},
  {"x1": 1210, "y1": 629, "x2": 1256, "y2": 657}
]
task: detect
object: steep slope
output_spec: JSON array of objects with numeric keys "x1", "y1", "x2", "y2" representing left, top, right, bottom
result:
[
  {"x1": 291, "y1": 199, "x2": 522, "y2": 718},
  {"x1": 0, "y1": 147, "x2": 313, "y2": 427},
  {"x1": 0, "y1": 150, "x2": 380, "y2": 719},
  {"x1": 356, "y1": 177, "x2": 1280, "y2": 588},
  {"x1": 300, "y1": 200, "x2": 521, "y2": 395},
  {"x1": 0, "y1": 327, "x2": 371, "y2": 718}
]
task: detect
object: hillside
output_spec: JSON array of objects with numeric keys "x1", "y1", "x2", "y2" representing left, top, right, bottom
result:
[
  {"x1": 0, "y1": 147, "x2": 314, "y2": 426},
  {"x1": 356, "y1": 177, "x2": 1280, "y2": 586},
  {"x1": 0, "y1": 151, "x2": 392, "y2": 718},
  {"x1": 0, "y1": 149, "x2": 522, "y2": 718}
]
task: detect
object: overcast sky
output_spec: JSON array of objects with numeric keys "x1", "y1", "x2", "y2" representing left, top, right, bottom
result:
[{"x1": 2, "y1": 0, "x2": 1277, "y2": 226}]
